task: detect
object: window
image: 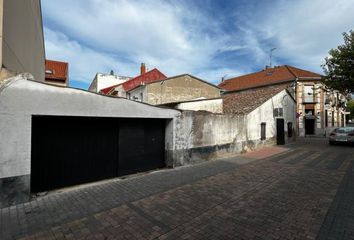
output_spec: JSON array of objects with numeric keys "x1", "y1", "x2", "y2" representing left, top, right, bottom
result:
[
  {"x1": 45, "y1": 69, "x2": 53, "y2": 74},
  {"x1": 273, "y1": 108, "x2": 283, "y2": 117},
  {"x1": 303, "y1": 85, "x2": 314, "y2": 103},
  {"x1": 261, "y1": 122, "x2": 266, "y2": 140}
]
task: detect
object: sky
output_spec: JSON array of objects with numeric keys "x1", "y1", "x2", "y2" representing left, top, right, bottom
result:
[{"x1": 41, "y1": 0, "x2": 354, "y2": 90}]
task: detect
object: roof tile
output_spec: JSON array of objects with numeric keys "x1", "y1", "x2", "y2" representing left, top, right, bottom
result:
[
  {"x1": 219, "y1": 65, "x2": 321, "y2": 92},
  {"x1": 223, "y1": 84, "x2": 289, "y2": 114},
  {"x1": 45, "y1": 60, "x2": 68, "y2": 81},
  {"x1": 100, "y1": 68, "x2": 166, "y2": 94}
]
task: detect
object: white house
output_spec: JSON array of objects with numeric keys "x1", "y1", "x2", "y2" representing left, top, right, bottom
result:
[
  {"x1": 88, "y1": 71, "x2": 131, "y2": 92},
  {"x1": 223, "y1": 84, "x2": 296, "y2": 144}
]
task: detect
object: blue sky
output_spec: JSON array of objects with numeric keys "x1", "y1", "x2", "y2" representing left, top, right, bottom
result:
[{"x1": 41, "y1": 0, "x2": 354, "y2": 89}]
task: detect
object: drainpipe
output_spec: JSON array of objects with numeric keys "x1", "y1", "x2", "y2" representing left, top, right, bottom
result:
[
  {"x1": 294, "y1": 77, "x2": 299, "y2": 138},
  {"x1": 323, "y1": 87, "x2": 326, "y2": 137},
  {"x1": 160, "y1": 80, "x2": 165, "y2": 104}
]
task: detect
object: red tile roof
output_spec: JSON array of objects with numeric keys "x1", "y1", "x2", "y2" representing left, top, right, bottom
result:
[
  {"x1": 100, "y1": 84, "x2": 118, "y2": 94},
  {"x1": 123, "y1": 68, "x2": 166, "y2": 91},
  {"x1": 45, "y1": 60, "x2": 68, "y2": 82},
  {"x1": 100, "y1": 68, "x2": 167, "y2": 94},
  {"x1": 223, "y1": 84, "x2": 290, "y2": 114},
  {"x1": 218, "y1": 65, "x2": 322, "y2": 92}
]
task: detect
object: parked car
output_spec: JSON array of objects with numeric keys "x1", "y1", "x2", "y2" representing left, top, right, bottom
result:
[{"x1": 329, "y1": 127, "x2": 354, "y2": 145}]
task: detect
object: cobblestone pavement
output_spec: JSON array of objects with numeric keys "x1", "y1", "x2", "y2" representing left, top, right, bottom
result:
[{"x1": 1, "y1": 138, "x2": 354, "y2": 240}]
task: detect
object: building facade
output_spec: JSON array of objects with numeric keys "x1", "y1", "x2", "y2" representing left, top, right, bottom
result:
[
  {"x1": 88, "y1": 71, "x2": 131, "y2": 93},
  {"x1": 128, "y1": 74, "x2": 222, "y2": 105},
  {"x1": 99, "y1": 64, "x2": 166, "y2": 98},
  {"x1": 44, "y1": 60, "x2": 69, "y2": 86},
  {"x1": 223, "y1": 84, "x2": 296, "y2": 144},
  {"x1": 219, "y1": 65, "x2": 348, "y2": 137},
  {"x1": 296, "y1": 81, "x2": 347, "y2": 136},
  {"x1": 0, "y1": 0, "x2": 45, "y2": 81}
]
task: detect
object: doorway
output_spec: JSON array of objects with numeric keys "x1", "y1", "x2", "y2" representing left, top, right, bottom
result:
[
  {"x1": 305, "y1": 117, "x2": 315, "y2": 135},
  {"x1": 276, "y1": 118, "x2": 285, "y2": 145}
]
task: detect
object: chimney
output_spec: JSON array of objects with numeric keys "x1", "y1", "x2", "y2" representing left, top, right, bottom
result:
[{"x1": 140, "y1": 63, "x2": 146, "y2": 75}]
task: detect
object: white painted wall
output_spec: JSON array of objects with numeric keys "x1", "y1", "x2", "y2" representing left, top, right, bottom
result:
[
  {"x1": 247, "y1": 90, "x2": 296, "y2": 141},
  {"x1": 175, "y1": 99, "x2": 223, "y2": 113},
  {"x1": 0, "y1": 75, "x2": 180, "y2": 179},
  {"x1": 129, "y1": 85, "x2": 147, "y2": 102},
  {"x1": 88, "y1": 73, "x2": 131, "y2": 92}
]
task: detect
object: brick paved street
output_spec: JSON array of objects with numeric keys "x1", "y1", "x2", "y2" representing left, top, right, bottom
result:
[{"x1": 1, "y1": 138, "x2": 354, "y2": 240}]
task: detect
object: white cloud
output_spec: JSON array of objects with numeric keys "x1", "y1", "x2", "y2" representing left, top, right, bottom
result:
[
  {"x1": 234, "y1": 0, "x2": 354, "y2": 72},
  {"x1": 42, "y1": 0, "x2": 226, "y2": 84},
  {"x1": 42, "y1": 0, "x2": 354, "y2": 87},
  {"x1": 44, "y1": 27, "x2": 137, "y2": 82},
  {"x1": 196, "y1": 68, "x2": 247, "y2": 85}
]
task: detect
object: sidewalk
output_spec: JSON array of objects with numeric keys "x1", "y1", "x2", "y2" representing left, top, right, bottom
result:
[
  {"x1": 0, "y1": 144, "x2": 290, "y2": 240},
  {"x1": 242, "y1": 145, "x2": 290, "y2": 160},
  {"x1": 2, "y1": 139, "x2": 352, "y2": 240}
]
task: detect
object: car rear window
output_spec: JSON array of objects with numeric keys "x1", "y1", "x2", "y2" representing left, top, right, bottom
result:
[{"x1": 335, "y1": 127, "x2": 354, "y2": 133}]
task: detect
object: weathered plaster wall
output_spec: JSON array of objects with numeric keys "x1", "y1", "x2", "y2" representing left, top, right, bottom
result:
[
  {"x1": 146, "y1": 75, "x2": 221, "y2": 105},
  {"x1": 0, "y1": 75, "x2": 180, "y2": 207},
  {"x1": 170, "y1": 91, "x2": 296, "y2": 166},
  {"x1": 247, "y1": 90, "x2": 296, "y2": 143},
  {"x1": 171, "y1": 111, "x2": 276, "y2": 166},
  {"x1": 175, "y1": 98, "x2": 223, "y2": 113},
  {"x1": 115, "y1": 84, "x2": 128, "y2": 98},
  {"x1": 2, "y1": 0, "x2": 45, "y2": 81},
  {"x1": 129, "y1": 85, "x2": 147, "y2": 102}
]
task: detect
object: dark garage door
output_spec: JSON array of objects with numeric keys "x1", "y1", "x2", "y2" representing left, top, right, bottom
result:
[
  {"x1": 118, "y1": 120, "x2": 165, "y2": 176},
  {"x1": 31, "y1": 116, "x2": 166, "y2": 193}
]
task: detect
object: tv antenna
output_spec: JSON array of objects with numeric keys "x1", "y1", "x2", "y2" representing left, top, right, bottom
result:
[
  {"x1": 269, "y1": 48, "x2": 276, "y2": 68},
  {"x1": 221, "y1": 74, "x2": 228, "y2": 82}
]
